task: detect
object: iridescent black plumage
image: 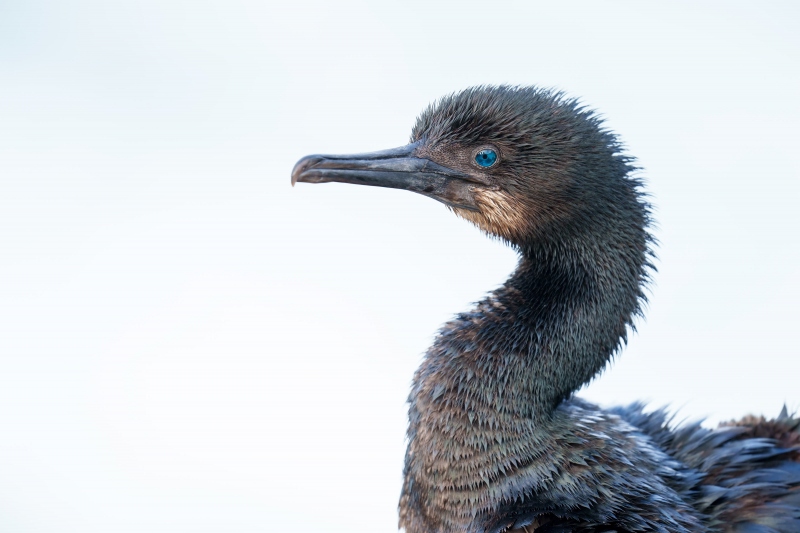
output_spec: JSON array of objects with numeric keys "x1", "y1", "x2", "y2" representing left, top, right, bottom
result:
[{"x1": 291, "y1": 86, "x2": 800, "y2": 533}]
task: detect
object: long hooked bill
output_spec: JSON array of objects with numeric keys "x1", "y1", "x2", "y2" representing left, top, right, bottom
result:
[{"x1": 291, "y1": 142, "x2": 481, "y2": 211}]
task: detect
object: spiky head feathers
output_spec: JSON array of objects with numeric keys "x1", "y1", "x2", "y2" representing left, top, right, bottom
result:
[{"x1": 410, "y1": 86, "x2": 647, "y2": 253}]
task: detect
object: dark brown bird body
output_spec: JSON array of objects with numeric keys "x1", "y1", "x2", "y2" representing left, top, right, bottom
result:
[{"x1": 292, "y1": 86, "x2": 800, "y2": 533}]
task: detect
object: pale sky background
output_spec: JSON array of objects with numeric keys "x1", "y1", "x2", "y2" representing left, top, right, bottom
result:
[{"x1": 1, "y1": 1, "x2": 799, "y2": 532}]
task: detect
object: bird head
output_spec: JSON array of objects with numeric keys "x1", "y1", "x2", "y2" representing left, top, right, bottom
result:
[{"x1": 292, "y1": 85, "x2": 643, "y2": 252}]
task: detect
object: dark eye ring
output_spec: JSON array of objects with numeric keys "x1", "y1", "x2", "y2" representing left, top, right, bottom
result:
[{"x1": 474, "y1": 148, "x2": 498, "y2": 168}]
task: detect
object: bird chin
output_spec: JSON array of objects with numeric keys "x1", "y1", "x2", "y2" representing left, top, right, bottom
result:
[{"x1": 451, "y1": 188, "x2": 528, "y2": 243}]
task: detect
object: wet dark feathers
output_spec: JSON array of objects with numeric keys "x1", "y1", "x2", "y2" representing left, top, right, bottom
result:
[{"x1": 344, "y1": 85, "x2": 798, "y2": 533}]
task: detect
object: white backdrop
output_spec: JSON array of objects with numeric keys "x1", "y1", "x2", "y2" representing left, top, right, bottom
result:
[{"x1": 1, "y1": 1, "x2": 798, "y2": 531}]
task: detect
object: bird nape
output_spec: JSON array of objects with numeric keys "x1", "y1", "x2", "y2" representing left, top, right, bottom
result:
[{"x1": 291, "y1": 86, "x2": 800, "y2": 533}]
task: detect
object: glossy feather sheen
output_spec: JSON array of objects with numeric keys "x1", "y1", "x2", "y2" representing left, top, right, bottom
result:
[{"x1": 298, "y1": 86, "x2": 800, "y2": 533}]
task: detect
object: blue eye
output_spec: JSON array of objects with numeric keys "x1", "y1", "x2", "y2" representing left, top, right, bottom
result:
[{"x1": 475, "y1": 149, "x2": 498, "y2": 168}]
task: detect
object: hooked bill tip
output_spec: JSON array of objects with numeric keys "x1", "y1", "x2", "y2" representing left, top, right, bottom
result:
[{"x1": 291, "y1": 155, "x2": 324, "y2": 187}]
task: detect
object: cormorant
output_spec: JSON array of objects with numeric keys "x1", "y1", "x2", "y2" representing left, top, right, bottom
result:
[{"x1": 291, "y1": 86, "x2": 800, "y2": 533}]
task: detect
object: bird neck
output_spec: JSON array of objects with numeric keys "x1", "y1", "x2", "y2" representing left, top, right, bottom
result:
[
  {"x1": 410, "y1": 229, "x2": 645, "y2": 422},
  {"x1": 400, "y1": 220, "x2": 650, "y2": 531}
]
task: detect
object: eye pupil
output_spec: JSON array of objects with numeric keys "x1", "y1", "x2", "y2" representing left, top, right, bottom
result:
[{"x1": 475, "y1": 149, "x2": 497, "y2": 167}]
